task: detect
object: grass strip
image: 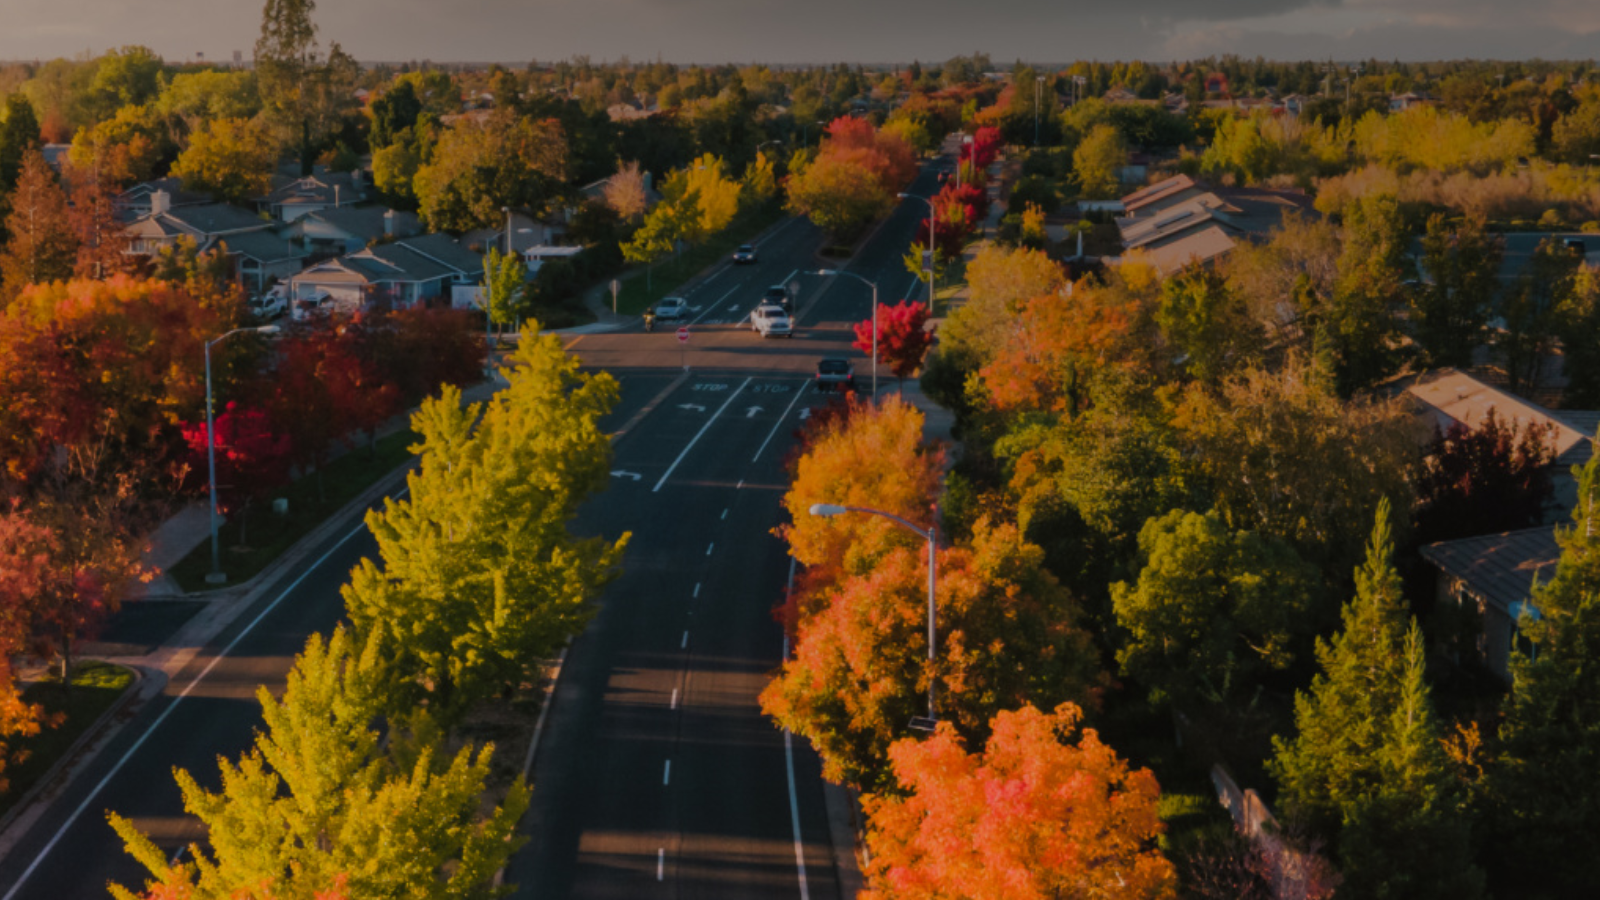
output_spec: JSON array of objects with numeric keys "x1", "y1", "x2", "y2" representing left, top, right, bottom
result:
[
  {"x1": 167, "y1": 428, "x2": 419, "y2": 593},
  {"x1": 614, "y1": 205, "x2": 788, "y2": 316},
  {"x1": 0, "y1": 661, "x2": 136, "y2": 819}
]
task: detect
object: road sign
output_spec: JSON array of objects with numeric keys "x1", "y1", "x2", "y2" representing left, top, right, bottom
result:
[{"x1": 677, "y1": 326, "x2": 690, "y2": 343}]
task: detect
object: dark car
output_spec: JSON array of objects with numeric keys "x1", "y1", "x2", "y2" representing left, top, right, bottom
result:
[
  {"x1": 732, "y1": 244, "x2": 758, "y2": 264},
  {"x1": 815, "y1": 357, "x2": 855, "y2": 392},
  {"x1": 763, "y1": 285, "x2": 792, "y2": 312}
]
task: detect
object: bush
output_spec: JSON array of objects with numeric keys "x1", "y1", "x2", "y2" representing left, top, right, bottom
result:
[{"x1": 1009, "y1": 175, "x2": 1062, "y2": 214}]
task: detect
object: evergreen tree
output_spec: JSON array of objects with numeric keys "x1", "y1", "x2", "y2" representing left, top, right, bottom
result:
[
  {"x1": 109, "y1": 627, "x2": 528, "y2": 899},
  {"x1": 342, "y1": 329, "x2": 627, "y2": 722},
  {"x1": 1487, "y1": 450, "x2": 1600, "y2": 896},
  {"x1": 1413, "y1": 213, "x2": 1500, "y2": 369},
  {"x1": 1271, "y1": 499, "x2": 1483, "y2": 898},
  {"x1": 0, "y1": 150, "x2": 79, "y2": 293},
  {"x1": 0, "y1": 95, "x2": 40, "y2": 193},
  {"x1": 1323, "y1": 193, "x2": 1410, "y2": 396}
]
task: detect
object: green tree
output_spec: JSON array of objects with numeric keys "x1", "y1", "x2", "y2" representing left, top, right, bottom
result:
[
  {"x1": 621, "y1": 193, "x2": 697, "y2": 289},
  {"x1": 482, "y1": 247, "x2": 526, "y2": 332},
  {"x1": 1156, "y1": 265, "x2": 1260, "y2": 385},
  {"x1": 369, "y1": 79, "x2": 422, "y2": 149},
  {"x1": 342, "y1": 332, "x2": 627, "y2": 722},
  {"x1": 1500, "y1": 237, "x2": 1577, "y2": 395},
  {"x1": 1072, "y1": 123, "x2": 1126, "y2": 201},
  {"x1": 784, "y1": 152, "x2": 893, "y2": 239},
  {"x1": 1486, "y1": 451, "x2": 1600, "y2": 896},
  {"x1": 373, "y1": 126, "x2": 424, "y2": 207},
  {"x1": 1323, "y1": 192, "x2": 1411, "y2": 396},
  {"x1": 253, "y1": 0, "x2": 358, "y2": 172},
  {"x1": 1414, "y1": 214, "x2": 1500, "y2": 369},
  {"x1": 170, "y1": 117, "x2": 277, "y2": 204},
  {"x1": 157, "y1": 70, "x2": 261, "y2": 133},
  {"x1": 1270, "y1": 500, "x2": 1483, "y2": 899},
  {"x1": 413, "y1": 111, "x2": 568, "y2": 232},
  {"x1": 1112, "y1": 509, "x2": 1318, "y2": 707},
  {"x1": 1556, "y1": 266, "x2": 1600, "y2": 409},
  {"x1": 109, "y1": 627, "x2": 528, "y2": 899},
  {"x1": 0, "y1": 94, "x2": 41, "y2": 192},
  {"x1": 82, "y1": 46, "x2": 165, "y2": 125},
  {"x1": 1549, "y1": 97, "x2": 1600, "y2": 164}
]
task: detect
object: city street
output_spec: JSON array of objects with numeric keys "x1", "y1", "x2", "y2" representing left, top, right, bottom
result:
[{"x1": 0, "y1": 163, "x2": 944, "y2": 900}]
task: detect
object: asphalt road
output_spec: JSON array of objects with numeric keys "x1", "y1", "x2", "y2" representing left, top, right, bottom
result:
[{"x1": 0, "y1": 160, "x2": 945, "y2": 899}]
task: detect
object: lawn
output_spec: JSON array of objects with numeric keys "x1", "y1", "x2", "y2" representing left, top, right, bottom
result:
[
  {"x1": 167, "y1": 428, "x2": 421, "y2": 593},
  {"x1": 613, "y1": 204, "x2": 788, "y2": 316},
  {"x1": 0, "y1": 662, "x2": 136, "y2": 819}
]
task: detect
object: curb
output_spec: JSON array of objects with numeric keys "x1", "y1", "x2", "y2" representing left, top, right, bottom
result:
[{"x1": 0, "y1": 663, "x2": 145, "y2": 842}]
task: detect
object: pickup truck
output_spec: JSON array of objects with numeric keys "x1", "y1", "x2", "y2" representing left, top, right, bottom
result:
[
  {"x1": 750, "y1": 303, "x2": 793, "y2": 338},
  {"x1": 247, "y1": 287, "x2": 288, "y2": 320}
]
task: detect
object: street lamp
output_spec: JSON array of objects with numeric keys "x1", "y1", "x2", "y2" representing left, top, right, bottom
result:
[
  {"x1": 1034, "y1": 74, "x2": 1045, "y2": 147},
  {"x1": 809, "y1": 503, "x2": 938, "y2": 731},
  {"x1": 204, "y1": 324, "x2": 281, "y2": 584},
  {"x1": 813, "y1": 269, "x2": 878, "y2": 396},
  {"x1": 898, "y1": 192, "x2": 937, "y2": 311}
]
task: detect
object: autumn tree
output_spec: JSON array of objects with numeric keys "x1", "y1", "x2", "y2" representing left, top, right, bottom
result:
[
  {"x1": 602, "y1": 159, "x2": 649, "y2": 221},
  {"x1": 64, "y1": 103, "x2": 174, "y2": 187},
  {"x1": 1270, "y1": 501, "x2": 1483, "y2": 899},
  {"x1": 180, "y1": 401, "x2": 293, "y2": 546},
  {"x1": 1112, "y1": 509, "x2": 1319, "y2": 707},
  {"x1": 1414, "y1": 410, "x2": 1555, "y2": 545},
  {"x1": 762, "y1": 520, "x2": 1102, "y2": 790},
  {"x1": 342, "y1": 331, "x2": 626, "y2": 722},
  {"x1": 1485, "y1": 451, "x2": 1600, "y2": 896},
  {"x1": 413, "y1": 111, "x2": 568, "y2": 232},
  {"x1": 1072, "y1": 123, "x2": 1126, "y2": 200},
  {"x1": 853, "y1": 301, "x2": 933, "y2": 389},
  {"x1": 1413, "y1": 214, "x2": 1501, "y2": 369},
  {"x1": 0, "y1": 511, "x2": 57, "y2": 793},
  {"x1": 861, "y1": 703, "x2": 1176, "y2": 900},
  {"x1": 0, "y1": 150, "x2": 79, "y2": 293},
  {"x1": 785, "y1": 151, "x2": 894, "y2": 239},
  {"x1": 936, "y1": 243, "x2": 1065, "y2": 369},
  {"x1": 110, "y1": 627, "x2": 528, "y2": 900},
  {"x1": 266, "y1": 328, "x2": 396, "y2": 500},
  {"x1": 170, "y1": 118, "x2": 277, "y2": 205},
  {"x1": 659, "y1": 153, "x2": 741, "y2": 240},
  {"x1": 1222, "y1": 211, "x2": 1340, "y2": 349},
  {"x1": 65, "y1": 163, "x2": 130, "y2": 280}
]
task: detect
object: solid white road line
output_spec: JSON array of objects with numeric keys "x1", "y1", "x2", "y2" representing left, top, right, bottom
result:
[
  {"x1": 783, "y1": 629, "x2": 812, "y2": 900},
  {"x1": 681, "y1": 631, "x2": 689, "y2": 649},
  {"x1": 693, "y1": 582, "x2": 701, "y2": 598},
  {"x1": 689, "y1": 285, "x2": 741, "y2": 326},
  {"x1": 752, "y1": 381, "x2": 811, "y2": 463},
  {"x1": 663, "y1": 760, "x2": 672, "y2": 786},
  {"x1": 706, "y1": 542, "x2": 714, "y2": 556},
  {"x1": 721, "y1": 508, "x2": 729, "y2": 520},
  {"x1": 653, "y1": 377, "x2": 752, "y2": 493},
  {"x1": 1, "y1": 511, "x2": 380, "y2": 900}
]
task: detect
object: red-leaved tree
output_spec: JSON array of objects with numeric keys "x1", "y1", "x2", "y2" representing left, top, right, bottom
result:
[
  {"x1": 1415, "y1": 409, "x2": 1556, "y2": 545},
  {"x1": 182, "y1": 401, "x2": 293, "y2": 546},
  {"x1": 853, "y1": 301, "x2": 934, "y2": 388},
  {"x1": 861, "y1": 703, "x2": 1177, "y2": 900}
]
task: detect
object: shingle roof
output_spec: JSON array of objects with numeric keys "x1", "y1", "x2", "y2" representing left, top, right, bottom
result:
[
  {"x1": 302, "y1": 206, "x2": 419, "y2": 242},
  {"x1": 219, "y1": 230, "x2": 305, "y2": 264},
  {"x1": 257, "y1": 172, "x2": 369, "y2": 207},
  {"x1": 1121, "y1": 175, "x2": 1198, "y2": 213},
  {"x1": 160, "y1": 203, "x2": 273, "y2": 236},
  {"x1": 350, "y1": 243, "x2": 456, "y2": 283},
  {"x1": 393, "y1": 233, "x2": 483, "y2": 276},
  {"x1": 1404, "y1": 369, "x2": 1590, "y2": 462},
  {"x1": 1419, "y1": 526, "x2": 1561, "y2": 616}
]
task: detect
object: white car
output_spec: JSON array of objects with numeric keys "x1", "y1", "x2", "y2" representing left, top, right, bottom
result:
[
  {"x1": 654, "y1": 297, "x2": 688, "y2": 321},
  {"x1": 291, "y1": 292, "x2": 332, "y2": 322},
  {"x1": 750, "y1": 303, "x2": 793, "y2": 338},
  {"x1": 247, "y1": 286, "x2": 288, "y2": 320}
]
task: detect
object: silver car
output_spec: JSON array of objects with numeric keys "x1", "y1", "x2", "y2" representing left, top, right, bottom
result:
[{"x1": 750, "y1": 304, "x2": 792, "y2": 337}]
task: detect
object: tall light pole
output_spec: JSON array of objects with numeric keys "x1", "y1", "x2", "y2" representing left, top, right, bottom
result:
[
  {"x1": 204, "y1": 325, "x2": 281, "y2": 585},
  {"x1": 899, "y1": 192, "x2": 937, "y2": 312},
  {"x1": 813, "y1": 269, "x2": 878, "y2": 396},
  {"x1": 810, "y1": 503, "x2": 938, "y2": 730},
  {"x1": 1034, "y1": 74, "x2": 1045, "y2": 147}
]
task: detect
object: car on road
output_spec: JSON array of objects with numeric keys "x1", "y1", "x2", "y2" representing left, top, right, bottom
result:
[
  {"x1": 762, "y1": 285, "x2": 792, "y2": 312},
  {"x1": 290, "y1": 292, "x2": 332, "y2": 322},
  {"x1": 750, "y1": 303, "x2": 793, "y2": 337},
  {"x1": 732, "y1": 244, "x2": 758, "y2": 264},
  {"x1": 815, "y1": 357, "x2": 855, "y2": 392},
  {"x1": 248, "y1": 286, "x2": 288, "y2": 320},
  {"x1": 654, "y1": 296, "x2": 688, "y2": 321}
]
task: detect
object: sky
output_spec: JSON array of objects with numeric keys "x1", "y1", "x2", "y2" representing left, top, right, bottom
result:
[{"x1": 1, "y1": 0, "x2": 1597, "y2": 65}]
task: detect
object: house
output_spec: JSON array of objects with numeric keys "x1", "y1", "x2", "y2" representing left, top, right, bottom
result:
[
  {"x1": 123, "y1": 193, "x2": 274, "y2": 256},
  {"x1": 1113, "y1": 175, "x2": 1316, "y2": 275},
  {"x1": 115, "y1": 177, "x2": 211, "y2": 221},
  {"x1": 287, "y1": 206, "x2": 421, "y2": 258},
  {"x1": 287, "y1": 232, "x2": 483, "y2": 312},
  {"x1": 1390, "y1": 92, "x2": 1433, "y2": 112},
  {"x1": 255, "y1": 171, "x2": 371, "y2": 223},
  {"x1": 221, "y1": 230, "x2": 308, "y2": 294},
  {"x1": 1401, "y1": 368, "x2": 1595, "y2": 516},
  {"x1": 1420, "y1": 526, "x2": 1560, "y2": 682},
  {"x1": 1102, "y1": 87, "x2": 1140, "y2": 104},
  {"x1": 40, "y1": 143, "x2": 71, "y2": 174},
  {"x1": 463, "y1": 209, "x2": 569, "y2": 257}
]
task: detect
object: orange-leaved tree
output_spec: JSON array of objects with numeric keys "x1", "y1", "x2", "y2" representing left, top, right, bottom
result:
[
  {"x1": 862, "y1": 703, "x2": 1177, "y2": 900},
  {"x1": 760, "y1": 519, "x2": 1103, "y2": 790},
  {"x1": 778, "y1": 395, "x2": 943, "y2": 624}
]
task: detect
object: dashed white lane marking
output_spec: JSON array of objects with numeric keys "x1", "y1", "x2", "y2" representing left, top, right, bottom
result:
[
  {"x1": 681, "y1": 630, "x2": 689, "y2": 649},
  {"x1": 721, "y1": 508, "x2": 729, "y2": 520},
  {"x1": 706, "y1": 542, "x2": 714, "y2": 556},
  {"x1": 663, "y1": 760, "x2": 672, "y2": 785},
  {"x1": 653, "y1": 377, "x2": 752, "y2": 493},
  {"x1": 658, "y1": 848, "x2": 665, "y2": 881},
  {"x1": 689, "y1": 285, "x2": 741, "y2": 326},
  {"x1": 736, "y1": 479, "x2": 744, "y2": 489},
  {"x1": 752, "y1": 381, "x2": 811, "y2": 463},
  {"x1": 671, "y1": 688, "x2": 679, "y2": 709},
  {"x1": 693, "y1": 582, "x2": 702, "y2": 597}
]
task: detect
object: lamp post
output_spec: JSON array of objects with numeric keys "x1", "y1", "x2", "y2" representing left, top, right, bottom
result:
[
  {"x1": 809, "y1": 503, "x2": 938, "y2": 730},
  {"x1": 898, "y1": 192, "x2": 937, "y2": 311},
  {"x1": 1034, "y1": 74, "x2": 1045, "y2": 147},
  {"x1": 204, "y1": 325, "x2": 281, "y2": 585},
  {"x1": 813, "y1": 269, "x2": 878, "y2": 396}
]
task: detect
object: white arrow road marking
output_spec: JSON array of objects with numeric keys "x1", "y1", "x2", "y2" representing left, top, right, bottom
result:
[
  {"x1": 677, "y1": 403, "x2": 706, "y2": 412},
  {"x1": 799, "y1": 408, "x2": 812, "y2": 420},
  {"x1": 609, "y1": 470, "x2": 642, "y2": 481},
  {"x1": 745, "y1": 406, "x2": 763, "y2": 418}
]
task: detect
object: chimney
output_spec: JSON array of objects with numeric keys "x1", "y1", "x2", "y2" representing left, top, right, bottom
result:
[
  {"x1": 151, "y1": 189, "x2": 171, "y2": 216},
  {"x1": 384, "y1": 209, "x2": 398, "y2": 237}
]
